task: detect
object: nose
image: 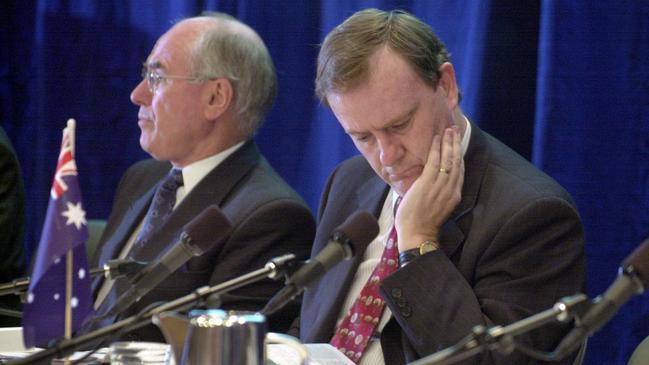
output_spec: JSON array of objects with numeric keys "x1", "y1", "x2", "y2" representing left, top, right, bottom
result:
[
  {"x1": 130, "y1": 79, "x2": 152, "y2": 106},
  {"x1": 378, "y1": 135, "x2": 402, "y2": 167}
]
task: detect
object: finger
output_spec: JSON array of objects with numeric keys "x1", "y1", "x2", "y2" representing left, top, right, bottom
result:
[
  {"x1": 434, "y1": 129, "x2": 461, "y2": 209},
  {"x1": 447, "y1": 128, "x2": 463, "y2": 187},
  {"x1": 438, "y1": 128, "x2": 454, "y2": 177},
  {"x1": 424, "y1": 133, "x2": 442, "y2": 181}
]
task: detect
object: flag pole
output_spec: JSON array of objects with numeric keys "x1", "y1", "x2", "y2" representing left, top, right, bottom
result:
[
  {"x1": 64, "y1": 250, "x2": 73, "y2": 365},
  {"x1": 63, "y1": 119, "x2": 76, "y2": 365}
]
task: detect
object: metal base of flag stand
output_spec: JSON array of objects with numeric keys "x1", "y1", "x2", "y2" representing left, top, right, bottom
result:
[{"x1": 7, "y1": 254, "x2": 295, "y2": 365}]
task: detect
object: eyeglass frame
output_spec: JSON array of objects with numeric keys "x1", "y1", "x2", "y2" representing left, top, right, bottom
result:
[{"x1": 140, "y1": 64, "x2": 216, "y2": 93}]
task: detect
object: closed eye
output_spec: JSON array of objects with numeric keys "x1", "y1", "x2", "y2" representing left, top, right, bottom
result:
[
  {"x1": 389, "y1": 119, "x2": 411, "y2": 132},
  {"x1": 352, "y1": 133, "x2": 371, "y2": 143}
]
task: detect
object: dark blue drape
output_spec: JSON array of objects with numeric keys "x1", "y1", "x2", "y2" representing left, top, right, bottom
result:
[
  {"x1": 533, "y1": 2, "x2": 649, "y2": 363},
  {"x1": 1, "y1": 1, "x2": 647, "y2": 363}
]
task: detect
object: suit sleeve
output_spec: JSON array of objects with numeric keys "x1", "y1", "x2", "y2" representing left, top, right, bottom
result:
[{"x1": 381, "y1": 196, "x2": 585, "y2": 364}]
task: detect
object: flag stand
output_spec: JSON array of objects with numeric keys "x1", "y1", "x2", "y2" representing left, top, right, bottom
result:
[
  {"x1": 63, "y1": 120, "x2": 75, "y2": 365},
  {"x1": 64, "y1": 249, "x2": 73, "y2": 365}
]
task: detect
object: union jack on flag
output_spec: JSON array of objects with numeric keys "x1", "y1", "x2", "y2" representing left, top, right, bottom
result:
[{"x1": 22, "y1": 119, "x2": 95, "y2": 348}]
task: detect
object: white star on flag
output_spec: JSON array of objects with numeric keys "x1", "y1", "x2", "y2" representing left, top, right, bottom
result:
[{"x1": 61, "y1": 201, "x2": 87, "y2": 230}]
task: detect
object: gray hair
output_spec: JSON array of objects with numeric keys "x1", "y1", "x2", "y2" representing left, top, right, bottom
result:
[{"x1": 188, "y1": 12, "x2": 277, "y2": 136}]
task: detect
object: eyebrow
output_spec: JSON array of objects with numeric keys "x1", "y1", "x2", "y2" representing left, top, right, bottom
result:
[
  {"x1": 143, "y1": 60, "x2": 164, "y2": 70},
  {"x1": 385, "y1": 106, "x2": 417, "y2": 128},
  {"x1": 345, "y1": 104, "x2": 418, "y2": 135}
]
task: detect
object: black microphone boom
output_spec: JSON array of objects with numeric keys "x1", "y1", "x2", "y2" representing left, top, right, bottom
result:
[
  {"x1": 262, "y1": 211, "x2": 379, "y2": 316},
  {"x1": 553, "y1": 237, "x2": 649, "y2": 358},
  {"x1": 5, "y1": 254, "x2": 298, "y2": 365},
  {"x1": 103, "y1": 205, "x2": 233, "y2": 318}
]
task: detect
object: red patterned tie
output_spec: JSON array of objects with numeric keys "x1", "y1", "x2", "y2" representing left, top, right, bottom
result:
[{"x1": 330, "y1": 198, "x2": 401, "y2": 363}]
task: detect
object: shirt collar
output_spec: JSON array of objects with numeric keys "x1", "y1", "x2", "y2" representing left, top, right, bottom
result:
[
  {"x1": 180, "y1": 141, "x2": 245, "y2": 194},
  {"x1": 460, "y1": 115, "x2": 471, "y2": 156}
]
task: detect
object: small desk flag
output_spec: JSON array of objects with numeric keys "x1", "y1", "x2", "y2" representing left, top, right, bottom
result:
[{"x1": 22, "y1": 119, "x2": 94, "y2": 348}]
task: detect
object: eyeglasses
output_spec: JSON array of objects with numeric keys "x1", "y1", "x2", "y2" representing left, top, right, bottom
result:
[{"x1": 141, "y1": 66, "x2": 209, "y2": 93}]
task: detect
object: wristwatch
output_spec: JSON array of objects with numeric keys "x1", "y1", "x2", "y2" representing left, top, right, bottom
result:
[
  {"x1": 418, "y1": 240, "x2": 439, "y2": 255},
  {"x1": 398, "y1": 240, "x2": 439, "y2": 267}
]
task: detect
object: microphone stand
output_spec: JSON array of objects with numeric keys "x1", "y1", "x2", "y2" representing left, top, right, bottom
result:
[
  {"x1": 6, "y1": 254, "x2": 296, "y2": 365},
  {"x1": 409, "y1": 294, "x2": 590, "y2": 365},
  {"x1": 0, "y1": 308, "x2": 22, "y2": 318},
  {"x1": 0, "y1": 277, "x2": 31, "y2": 296}
]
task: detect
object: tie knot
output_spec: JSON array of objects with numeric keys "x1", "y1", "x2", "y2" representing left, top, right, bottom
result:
[{"x1": 161, "y1": 168, "x2": 184, "y2": 191}]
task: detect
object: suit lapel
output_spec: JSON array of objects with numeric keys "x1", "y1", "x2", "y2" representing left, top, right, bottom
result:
[
  {"x1": 130, "y1": 140, "x2": 260, "y2": 261},
  {"x1": 332, "y1": 173, "x2": 389, "y2": 293},
  {"x1": 92, "y1": 186, "x2": 156, "y2": 293},
  {"x1": 305, "y1": 173, "x2": 388, "y2": 342},
  {"x1": 180, "y1": 140, "x2": 259, "y2": 212},
  {"x1": 93, "y1": 141, "x2": 260, "y2": 292}
]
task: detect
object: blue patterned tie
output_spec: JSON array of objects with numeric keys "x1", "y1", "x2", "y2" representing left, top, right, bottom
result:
[{"x1": 131, "y1": 168, "x2": 183, "y2": 256}]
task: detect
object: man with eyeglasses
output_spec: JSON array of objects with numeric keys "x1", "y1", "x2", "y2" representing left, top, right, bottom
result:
[
  {"x1": 295, "y1": 9, "x2": 585, "y2": 365},
  {"x1": 88, "y1": 12, "x2": 315, "y2": 341}
]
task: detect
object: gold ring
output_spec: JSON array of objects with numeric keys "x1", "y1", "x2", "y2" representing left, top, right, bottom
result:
[{"x1": 439, "y1": 167, "x2": 450, "y2": 174}]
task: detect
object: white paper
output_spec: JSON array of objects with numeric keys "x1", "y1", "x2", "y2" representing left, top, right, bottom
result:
[
  {"x1": 0, "y1": 327, "x2": 27, "y2": 352},
  {"x1": 267, "y1": 343, "x2": 354, "y2": 365}
]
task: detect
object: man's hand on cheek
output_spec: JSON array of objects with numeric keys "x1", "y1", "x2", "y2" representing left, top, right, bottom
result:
[{"x1": 395, "y1": 127, "x2": 465, "y2": 252}]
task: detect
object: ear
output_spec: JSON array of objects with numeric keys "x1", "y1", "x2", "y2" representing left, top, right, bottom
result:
[
  {"x1": 203, "y1": 78, "x2": 234, "y2": 120},
  {"x1": 437, "y1": 62, "x2": 459, "y2": 109}
]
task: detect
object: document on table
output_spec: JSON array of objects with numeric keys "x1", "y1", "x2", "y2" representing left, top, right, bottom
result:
[{"x1": 267, "y1": 343, "x2": 354, "y2": 365}]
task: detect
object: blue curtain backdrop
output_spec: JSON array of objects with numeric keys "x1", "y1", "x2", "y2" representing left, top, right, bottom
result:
[{"x1": 1, "y1": 1, "x2": 648, "y2": 363}]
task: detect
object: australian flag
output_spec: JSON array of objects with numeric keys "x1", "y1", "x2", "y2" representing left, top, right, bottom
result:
[{"x1": 22, "y1": 119, "x2": 94, "y2": 348}]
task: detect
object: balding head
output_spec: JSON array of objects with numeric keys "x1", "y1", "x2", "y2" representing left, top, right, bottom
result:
[{"x1": 180, "y1": 13, "x2": 277, "y2": 136}]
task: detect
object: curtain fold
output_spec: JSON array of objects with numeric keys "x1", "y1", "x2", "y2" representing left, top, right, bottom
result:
[
  {"x1": 534, "y1": 2, "x2": 649, "y2": 363},
  {"x1": 1, "y1": 1, "x2": 647, "y2": 363}
]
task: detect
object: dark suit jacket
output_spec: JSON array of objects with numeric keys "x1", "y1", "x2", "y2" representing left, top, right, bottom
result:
[
  {"x1": 0, "y1": 127, "x2": 26, "y2": 326},
  {"x1": 90, "y1": 140, "x2": 315, "y2": 340},
  {"x1": 298, "y1": 123, "x2": 585, "y2": 364}
]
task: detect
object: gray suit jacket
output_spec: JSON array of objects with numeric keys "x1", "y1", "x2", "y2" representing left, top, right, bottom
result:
[
  {"x1": 90, "y1": 140, "x2": 315, "y2": 340},
  {"x1": 299, "y1": 123, "x2": 585, "y2": 364}
]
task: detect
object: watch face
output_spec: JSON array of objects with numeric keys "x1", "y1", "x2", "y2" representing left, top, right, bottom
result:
[{"x1": 419, "y1": 241, "x2": 438, "y2": 255}]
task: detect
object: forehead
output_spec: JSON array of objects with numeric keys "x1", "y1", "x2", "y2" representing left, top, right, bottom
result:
[
  {"x1": 329, "y1": 47, "x2": 433, "y2": 129},
  {"x1": 146, "y1": 22, "x2": 198, "y2": 70}
]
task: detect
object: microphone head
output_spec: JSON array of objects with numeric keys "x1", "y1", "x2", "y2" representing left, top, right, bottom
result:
[
  {"x1": 332, "y1": 211, "x2": 379, "y2": 256},
  {"x1": 183, "y1": 205, "x2": 233, "y2": 254},
  {"x1": 623, "y1": 237, "x2": 649, "y2": 288}
]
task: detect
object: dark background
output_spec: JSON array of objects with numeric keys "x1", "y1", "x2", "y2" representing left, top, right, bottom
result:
[{"x1": 1, "y1": 1, "x2": 648, "y2": 363}]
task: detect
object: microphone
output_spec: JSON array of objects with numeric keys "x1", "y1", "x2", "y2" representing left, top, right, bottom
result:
[
  {"x1": 262, "y1": 211, "x2": 379, "y2": 316},
  {"x1": 100, "y1": 259, "x2": 148, "y2": 281},
  {"x1": 103, "y1": 205, "x2": 233, "y2": 318},
  {"x1": 553, "y1": 237, "x2": 649, "y2": 358},
  {"x1": 0, "y1": 277, "x2": 30, "y2": 297},
  {"x1": 0, "y1": 259, "x2": 147, "y2": 296}
]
